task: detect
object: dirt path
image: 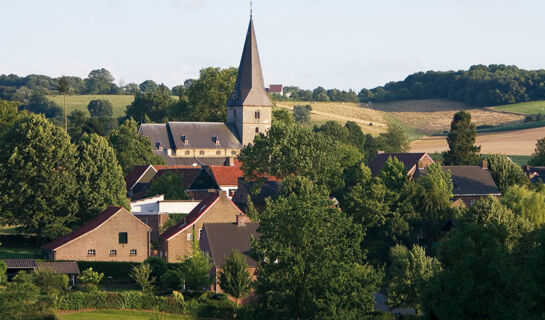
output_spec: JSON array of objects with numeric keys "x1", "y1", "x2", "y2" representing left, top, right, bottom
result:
[
  {"x1": 276, "y1": 104, "x2": 388, "y2": 128},
  {"x1": 410, "y1": 126, "x2": 545, "y2": 155}
]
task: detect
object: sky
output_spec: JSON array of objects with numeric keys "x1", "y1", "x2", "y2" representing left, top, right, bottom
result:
[{"x1": 1, "y1": 0, "x2": 544, "y2": 90}]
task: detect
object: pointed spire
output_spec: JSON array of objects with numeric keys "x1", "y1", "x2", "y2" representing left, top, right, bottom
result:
[{"x1": 227, "y1": 18, "x2": 273, "y2": 107}]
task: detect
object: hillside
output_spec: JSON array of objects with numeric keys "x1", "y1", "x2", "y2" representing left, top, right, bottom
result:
[{"x1": 47, "y1": 94, "x2": 134, "y2": 119}]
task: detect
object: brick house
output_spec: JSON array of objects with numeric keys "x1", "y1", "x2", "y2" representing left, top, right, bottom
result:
[
  {"x1": 200, "y1": 217, "x2": 259, "y2": 305},
  {"x1": 42, "y1": 206, "x2": 151, "y2": 262},
  {"x1": 158, "y1": 191, "x2": 246, "y2": 263},
  {"x1": 206, "y1": 165, "x2": 244, "y2": 198},
  {"x1": 232, "y1": 177, "x2": 282, "y2": 212},
  {"x1": 442, "y1": 165, "x2": 501, "y2": 207},
  {"x1": 369, "y1": 152, "x2": 435, "y2": 178}
]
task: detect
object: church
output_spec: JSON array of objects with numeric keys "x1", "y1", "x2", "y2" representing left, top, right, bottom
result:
[{"x1": 139, "y1": 18, "x2": 273, "y2": 166}]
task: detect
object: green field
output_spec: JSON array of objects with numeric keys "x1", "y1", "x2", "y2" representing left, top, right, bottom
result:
[
  {"x1": 493, "y1": 100, "x2": 545, "y2": 114},
  {"x1": 57, "y1": 310, "x2": 205, "y2": 320},
  {"x1": 47, "y1": 94, "x2": 135, "y2": 119},
  {"x1": 0, "y1": 246, "x2": 41, "y2": 259}
]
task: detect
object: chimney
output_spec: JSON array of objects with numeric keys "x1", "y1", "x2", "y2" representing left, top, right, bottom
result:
[
  {"x1": 482, "y1": 159, "x2": 488, "y2": 170},
  {"x1": 236, "y1": 214, "x2": 250, "y2": 226}
]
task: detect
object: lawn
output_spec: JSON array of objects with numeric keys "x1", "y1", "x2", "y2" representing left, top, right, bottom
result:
[
  {"x1": 57, "y1": 310, "x2": 206, "y2": 320},
  {"x1": 492, "y1": 100, "x2": 545, "y2": 114},
  {"x1": 0, "y1": 246, "x2": 42, "y2": 259},
  {"x1": 47, "y1": 94, "x2": 135, "y2": 119}
]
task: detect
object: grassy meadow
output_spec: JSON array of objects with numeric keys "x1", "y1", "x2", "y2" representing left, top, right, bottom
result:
[
  {"x1": 47, "y1": 94, "x2": 135, "y2": 119},
  {"x1": 57, "y1": 310, "x2": 206, "y2": 320},
  {"x1": 492, "y1": 100, "x2": 545, "y2": 114}
]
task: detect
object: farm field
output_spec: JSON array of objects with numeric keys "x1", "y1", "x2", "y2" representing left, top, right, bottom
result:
[
  {"x1": 57, "y1": 310, "x2": 206, "y2": 320},
  {"x1": 373, "y1": 99, "x2": 525, "y2": 135},
  {"x1": 47, "y1": 94, "x2": 135, "y2": 119},
  {"x1": 492, "y1": 100, "x2": 545, "y2": 114},
  {"x1": 410, "y1": 125, "x2": 545, "y2": 155}
]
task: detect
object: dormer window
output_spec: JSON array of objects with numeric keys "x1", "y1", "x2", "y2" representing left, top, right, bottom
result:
[
  {"x1": 454, "y1": 183, "x2": 461, "y2": 190},
  {"x1": 181, "y1": 135, "x2": 188, "y2": 144},
  {"x1": 155, "y1": 141, "x2": 161, "y2": 149},
  {"x1": 212, "y1": 136, "x2": 219, "y2": 144}
]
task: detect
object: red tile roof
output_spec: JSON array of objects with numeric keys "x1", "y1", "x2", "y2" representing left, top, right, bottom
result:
[
  {"x1": 152, "y1": 165, "x2": 201, "y2": 170},
  {"x1": 209, "y1": 166, "x2": 244, "y2": 187},
  {"x1": 43, "y1": 206, "x2": 126, "y2": 250},
  {"x1": 159, "y1": 193, "x2": 220, "y2": 241},
  {"x1": 269, "y1": 84, "x2": 283, "y2": 93},
  {"x1": 125, "y1": 165, "x2": 151, "y2": 191}
]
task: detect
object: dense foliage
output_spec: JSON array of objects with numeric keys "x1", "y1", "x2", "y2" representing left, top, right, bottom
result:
[{"x1": 443, "y1": 111, "x2": 481, "y2": 165}]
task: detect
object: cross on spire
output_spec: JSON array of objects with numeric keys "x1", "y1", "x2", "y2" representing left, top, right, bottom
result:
[{"x1": 250, "y1": 0, "x2": 253, "y2": 18}]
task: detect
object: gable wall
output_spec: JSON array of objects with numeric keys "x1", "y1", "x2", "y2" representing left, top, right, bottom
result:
[{"x1": 54, "y1": 210, "x2": 150, "y2": 262}]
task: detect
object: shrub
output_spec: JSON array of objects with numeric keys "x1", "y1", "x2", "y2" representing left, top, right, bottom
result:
[
  {"x1": 130, "y1": 263, "x2": 155, "y2": 294},
  {"x1": 77, "y1": 261, "x2": 138, "y2": 281},
  {"x1": 161, "y1": 269, "x2": 184, "y2": 290},
  {"x1": 0, "y1": 260, "x2": 6, "y2": 284},
  {"x1": 79, "y1": 267, "x2": 103, "y2": 291},
  {"x1": 145, "y1": 257, "x2": 168, "y2": 279}
]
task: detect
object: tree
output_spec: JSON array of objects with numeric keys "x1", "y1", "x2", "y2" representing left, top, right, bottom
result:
[
  {"x1": 58, "y1": 76, "x2": 70, "y2": 130},
  {"x1": 126, "y1": 84, "x2": 175, "y2": 123},
  {"x1": 443, "y1": 111, "x2": 481, "y2": 165},
  {"x1": 312, "y1": 86, "x2": 329, "y2": 101},
  {"x1": 144, "y1": 256, "x2": 169, "y2": 280},
  {"x1": 0, "y1": 99, "x2": 20, "y2": 137},
  {"x1": 19, "y1": 91, "x2": 63, "y2": 119},
  {"x1": 252, "y1": 176, "x2": 382, "y2": 319},
  {"x1": 293, "y1": 104, "x2": 312, "y2": 124},
  {"x1": 85, "y1": 68, "x2": 115, "y2": 94},
  {"x1": 486, "y1": 154, "x2": 528, "y2": 192},
  {"x1": 0, "y1": 271, "x2": 44, "y2": 319},
  {"x1": 501, "y1": 185, "x2": 545, "y2": 228},
  {"x1": 239, "y1": 122, "x2": 352, "y2": 192},
  {"x1": 377, "y1": 123, "x2": 410, "y2": 153},
  {"x1": 219, "y1": 250, "x2": 253, "y2": 307},
  {"x1": 387, "y1": 245, "x2": 441, "y2": 315},
  {"x1": 0, "y1": 114, "x2": 78, "y2": 239},
  {"x1": 108, "y1": 118, "x2": 166, "y2": 174},
  {"x1": 145, "y1": 171, "x2": 188, "y2": 200},
  {"x1": 139, "y1": 80, "x2": 159, "y2": 93},
  {"x1": 272, "y1": 108, "x2": 294, "y2": 126},
  {"x1": 180, "y1": 229, "x2": 213, "y2": 292},
  {"x1": 0, "y1": 260, "x2": 6, "y2": 285},
  {"x1": 75, "y1": 133, "x2": 129, "y2": 224},
  {"x1": 87, "y1": 99, "x2": 113, "y2": 118},
  {"x1": 131, "y1": 263, "x2": 156, "y2": 294},
  {"x1": 170, "y1": 67, "x2": 237, "y2": 122},
  {"x1": 79, "y1": 267, "x2": 104, "y2": 292},
  {"x1": 529, "y1": 137, "x2": 545, "y2": 166}
]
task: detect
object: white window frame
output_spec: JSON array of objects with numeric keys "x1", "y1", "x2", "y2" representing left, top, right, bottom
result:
[
  {"x1": 129, "y1": 249, "x2": 137, "y2": 256},
  {"x1": 87, "y1": 249, "x2": 96, "y2": 256}
]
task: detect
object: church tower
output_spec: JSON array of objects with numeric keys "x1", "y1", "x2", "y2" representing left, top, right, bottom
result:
[{"x1": 227, "y1": 18, "x2": 273, "y2": 146}]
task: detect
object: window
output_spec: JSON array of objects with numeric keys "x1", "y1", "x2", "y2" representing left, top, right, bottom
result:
[
  {"x1": 109, "y1": 249, "x2": 117, "y2": 256},
  {"x1": 255, "y1": 111, "x2": 260, "y2": 119},
  {"x1": 231, "y1": 151, "x2": 237, "y2": 155},
  {"x1": 255, "y1": 127, "x2": 259, "y2": 133},
  {"x1": 155, "y1": 141, "x2": 161, "y2": 149},
  {"x1": 87, "y1": 249, "x2": 96, "y2": 256},
  {"x1": 187, "y1": 233, "x2": 193, "y2": 241},
  {"x1": 119, "y1": 232, "x2": 128, "y2": 244},
  {"x1": 212, "y1": 136, "x2": 219, "y2": 144},
  {"x1": 216, "y1": 150, "x2": 221, "y2": 155},
  {"x1": 181, "y1": 135, "x2": 187, "y2": 143},
  {"x1": 130, "y1": 249, "x2": 137, "y2": 256},
  {"x1": 185, "y1": 150, "x2": 190, "y2": 155},
  {"x1": 199, "y1": 150, "x2": 205, "y2": 155}
]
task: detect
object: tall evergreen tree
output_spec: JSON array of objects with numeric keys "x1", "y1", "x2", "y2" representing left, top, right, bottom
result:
[
  {"x1": 75, "y1": 133, "x2": 129, "y2": 224},
  {"x1": 443, "y1": 111, "x2": 481, "y2": 165},
  {"x1": 219, "y1": 250, "x2": 253, "y2": 307},
  {"x1": 0, "y1": 114, "x2": 78, "y2": 240}
]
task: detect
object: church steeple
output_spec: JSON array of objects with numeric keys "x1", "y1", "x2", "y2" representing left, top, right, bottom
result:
[{"x1": 227, "y1": 18, "x2": 273, "y2": 107}]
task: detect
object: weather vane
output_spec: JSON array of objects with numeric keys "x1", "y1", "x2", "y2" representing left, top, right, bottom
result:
[{"x1": 250, "y1": 0, "x2": 253, "y2": 17}]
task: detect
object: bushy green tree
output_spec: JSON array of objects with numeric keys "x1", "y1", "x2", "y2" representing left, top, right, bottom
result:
[
  {"x1": 486, "y1": 154, "x2": 528, "y2": 192},
  {"x1": 79, "y1": 267, "x2": 103, "y2": 291},
  {"x1": 0, "y1": 271, "x2": 43, "y2": 319},
  {"x1": 108, "y1": 118, "x2": 166, "y2": 174},
  {"x1": 145, "y1": 171, "x2": 188, "y2": 200},
  {"x1": 19, "y1": 91, "x2": 63, "y2": 119},
  {"x1": 0, "y1": 99, "x2": 21, "y2": 136},
  {"x1": 161, "y1": 268, "x2": 184, "y2": 291},
  {"x1": 85, "y1": 68, "x2": 115, "y2": 94},
  {"x1": 293, "y1": 104, "x2": 312, "y2": 124},
  {"x1": 68, "y1": 110, "x2": 117, "y2": 142},
  {"x1": 443, "y1": 111, "x2": 481, "y2": 165},
  {"x1": 529, "y1": 137, "x2": 545, "y2": 166},
  {"x1": 271, "y1": 108, "x2": 294, "y2": 126},
  {"x1": 180, "y1": 229, "x2": 212, "y2": 292},
  {"x1": 0, "y1": 260, "x2": 6, "y2": 285},
  {"x1": 501, "y1": 185, "x2": 545, "y2": 228},
  {"x1": 139, "y1": 80, "x2": 159, "y2": 93},
  {"x1": 126, "y1": 84, "x2": 175, "y2": 123},
  {"x1": 252, "y1": 176, "x2": 382, "y2": 319},
  {"x1": 0, "y1": 114, "x2": 78, "y2": 239},
  {"x1": 87, "y1": 99, "x2": 113, "y2": 117},
  {"x1": 130, "y1": 263, "x2": 156, "y2": 294},
  {"x1": 377, "y1": 123, "x2": 410, "y2": 153},
  {"x1": 387, "y1": 245, "x2": 441, "y2": 315},
  {"x1": 144, "y1": 256, "x2": 169, "y2": 280},
  {"x1": 219, "y1": 250, "x2": 253, "y2": 307},
  {"x1": 75, "y1": 133, "x2": 129, "y2": 224}
]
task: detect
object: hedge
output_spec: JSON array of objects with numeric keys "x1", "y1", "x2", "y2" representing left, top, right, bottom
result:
[
  {"x1": 58, "y1": 290, "x2": 235, "y2": 318},
  {"x1": 76, "y1": 261, "x2": 139, "y2": 281}
]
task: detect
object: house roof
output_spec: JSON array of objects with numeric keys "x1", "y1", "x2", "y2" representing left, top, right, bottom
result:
[
  {"x1": 167, "y1": 122, "x2": 242, "y2": 150},
  {"x1": 227, "y1": 18, "x2": 273, "y2": 108},
  {"x1": 524, "y1": 166, "x2": 545, "y2": 183},
  {"x1": 43, "y1": 206, "x2": 150, "y2": 250},
  {"x1": 125, "y1": 165, "x2": 153, "y2": 191},
  {"x1": 159, "y1": 193, "x2": 220, "y2": 240},
  {"x1": 442, "y1": 166, "x2": 501, "y2": 196},
  {"x1": 202, "y1": 222, "x2": 260, "y2": 268},
  {"x1": 2, "y1": 259, "x2": 36, "y2": 269},
  {"x1": 139, "y1": 123, "x2": 173, "y2": 151},
  {"x1": 36, "y1": 261, "x2": 80, "y2": 274},
  {"x1": 369, "y1": 153, "x2": 431, "y2": 176},
  {"x1": 232, "y1": 178, "x2": 282, "y2": 205},
  {"x1": 268, "y1": 84, "x2": 283, "y2": 93},
  {"x1": 209, "y1": 165, "x2": 244, "y2": 187},
  {"x1": 154, "y1": 167, "x2": 202, "y2": 188}
]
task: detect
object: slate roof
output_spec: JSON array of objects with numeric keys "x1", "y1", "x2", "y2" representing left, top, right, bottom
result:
[
  {"x1": 125, "y1": 165, "x2": 153, "y2": 191},
  {"x1": 43, "y1": 207, "x2": 150, "y2": 250},
  {"x1": 167, "y1": 122, "x2": 241, "y2": 150},
  {"x1": 209, "y1": 165, "x2": 244, "y2": 187},
  {"x1": 442, "y1": 166, "x2": 501, "y2": 196},
  {"x1": 232, "y1": 178, "x2": 282, "y2": 205},
  {"x1": 36, "y1": 261, "x2": 80, "y2": 274},
  {"x1": 139, "y1": 123, "x2": 173, "y2": 150},
  {"x1": 369, "y1": 153, "x2": 431, "y2": 176},
  {"x1": 227, "y1": 18, "x2": 273, "y2": 107},
  {"x1": 159, "y1": 193, "x2": 221, "y2": 240},
  {"x1": 2, "y1": 259, "x2": 37, "y2": 269},
  {"x1": 202, "y1": 222, "x2": 260, "y2": 268}
]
